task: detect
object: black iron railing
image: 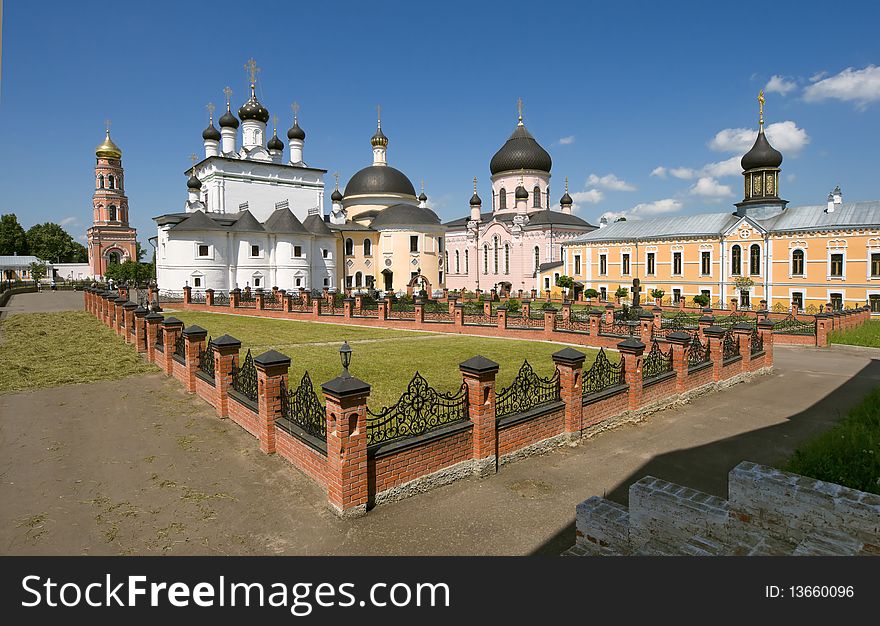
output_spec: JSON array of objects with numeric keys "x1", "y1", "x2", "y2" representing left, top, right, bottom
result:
[
  {"x1": 772, "y1": 313, "x2": 815, "y2": 336},
  {"x1": 723, "y1": 331, "x2": 741, "y2": 360},
  {"x1": 155, "y1": 327, "x2": 164, "y2": 350},
  {"x1": 496, "y1": 360, "x2": 561, "y2": 419},
  {"x1": 642, "y1": 341, "x2": 673, "y2": 380},
  {"x1": 190, "y1": 291, "x2": 206, "y2": 304},
  {"x1": 602, "y1": 319, "x2": 638, "y2": 336},
  {"x1": 212, "y1": 291, "x2": 229, "y2": 306},
  {"x1": 159, "y1": 290, "x2": 184, "y2": 303},
  {"x1": 688, "y1": 333, "x2": 710, "y2": 368},
  {"x1": 198, "y1": 337, "x2": 215, "y2": 378},
  {"x1": 366, "y1": 373, "x2": 468, "y2": 446},
  {"x1": 173, "y1": 332, "x2": 186, "y2": 360},
  {"x1": 582, "y1": 348, "x2": 625, "y2": 397},
  {"x1": 751, "y1": 328, "x2": 764, "y2": 355},
  {"x1": 279, "y1": 372, "x2": 326, "y2": 441},
  {"x1": 231, "y1": 349, "x2": 258, "y2": 402}
]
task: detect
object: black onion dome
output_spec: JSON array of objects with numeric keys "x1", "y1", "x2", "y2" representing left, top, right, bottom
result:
[
  {"x1": 741, "y1": 129, "x2": 783, "y2": 171},
  {"x1": 330, "y1": 188, "x2": 343, "y2": 202},
  {"x1": 371, "y1": 126, "x2": 388, "y2": 147},
  {"x1": 470, "y1": 191, "x2": 482, "y2": 206},
  {"x1": 187, "y1": 174, "x2": 202, "y2": 190},
  {"x1": 515, "y1": 185, "x2": 529, "y2": 199},
  {"x1": 267, "y1": 132, "x2": 284, "y2": 151},
  {"x1": 418, "y1": 191, "x2": 428, "y2": 202},
  {"x1": 238, "y1": 92, "x2": 270, "y2": 123},
  {"x1": 560, "y1": 191, "x2": 573, "y2": 205},
  {"x1": 370, "y1": 203, "x2": 441, "y2": 229},
  {"x1": 287, "y1": 120, "x2": 305, "y2": 141},
  {"x1": 489, "y1": 123, "x2": 552, "y2": 175},
  {"x1": 218, "y1": 108, "x2": 239, "y2": 129},
  {"x1": 202, "y1": 123, "x2": 221, "y2": 141},
  {"x1": 344, "y1": 165, "x2": 417, "y2": 197}
]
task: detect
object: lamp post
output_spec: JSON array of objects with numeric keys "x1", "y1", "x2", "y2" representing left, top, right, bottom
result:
[{"x1": 339, "y1": 341, "x2": 352, "y2": 379}]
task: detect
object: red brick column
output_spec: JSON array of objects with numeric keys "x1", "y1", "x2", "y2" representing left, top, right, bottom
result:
[
  {"x1": 733, "y1": 323, "x2": 753, "y2": 373},
  {"x1": 301, "y1": 289, "x2": 310, "y2": 306},
  {"x1": 322, "y1": 371, "x2": 371, "y2": 517},
  {"x1": 562, "y1": 301, "x2": 572, "y2": 326},
  {"x1": 122, "y1": 302, "x2": 138, "y2": 344},
  {"x1": 617, "y1": 338, "x2": 645, "y2": 411},
  {"x1": 553, "y1": 348, "x2": 586, "y2": 438},
  {"x1": 205, "y1": 288, "x2": 215, "y2": 307},
  {"x1": 272, "y1": 286, "x2": 279, "y2": 305},
  {"x1": 604, "y1": 304, "x2": 615, "y2": 326},
  {"x1": 697, "y1": 313, "x2": 714, "y2": 342},
  {"x1": 149, "y1": 286, "x2": 160, "y2": 311},
  {"x1": 459, "y1": 355, "x2": 500, "y2": 477},
  {"x1": 254, "y1": 350, "x2": 290, "y2": 455},
  {"x1": 543, "y1": 306, "x2": 557, "y2": 339},
  {"x1": 652, "y1": 306, "x2": 663, "y2": 330},
  {"x1": 133, "y1": 307, "x2": 148, "y2": 352},
  {"x1": 483, "y1": 300, "x2": 492, "y2": 316},
  {"x1": 496, "y1": 306, "x2": 507, "y2": 330},
  {"x1": 212, "y1": 335, "x2": 241, "y2": 418},
  {"x1": 343, "y1": 297, "x2": 354, "y2": 318},
  {"x1": 522, "y1": 299, "x2": 531, "y2": 318},
  {"x1": 638, "y1": 312, "x2": 654, "y2": 343},
  {"x1": 354, "y1": 294, "x2": 363, "y2": 312},
  {"x1": 313, "y1": 299, "x2": 322, "y2": 317},
  {"x1": 182, "y1": 325, "x2": 208, "y2": 393},
  {"x1": 665, "y1": 331, "x2": 691, "y2": 393},
  {"x1": 160, "y1": 317, "x2": 184, "y2": 375},
  {"x1": 230, "y1": 288, "x2": 241, "y2": 309},
  {"x1": 446, "y1": 296, "x2": 457, "y2": 315},
  {"x1": 454, "y1": 302, "x2": 464, "y2": 327},
  {"x1": 112, "y1": 298, "x2": 125, "y2": 335},
  {"x1": 145, "y1": 312, "x2": 164, "y2": 364},
  {"x1": 255, "y1": 288, "x2": 265, "y2": 310},
  {"x1": 589, "y1": 309, "x2": 602, "y2": 335},
  {"x1": 183, "y1": 285, "x2": 192, "y2": 305},
  {"x1": 414, "y1": 298, "x2": 424, "y2": 324},
  {"x1": 757, "y1": 320, "x2": 774, "y2": 365},
  {"x1": 703, "y1": 325, "x2": 726, "y2": 382},
  {"x1": 442, "y1": 287, "x2": 449, "y2": 301}
]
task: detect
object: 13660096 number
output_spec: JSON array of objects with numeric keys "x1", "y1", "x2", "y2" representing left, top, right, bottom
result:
[{"x1": 790, "y1": 586, "x2": 854, "y2": 598}]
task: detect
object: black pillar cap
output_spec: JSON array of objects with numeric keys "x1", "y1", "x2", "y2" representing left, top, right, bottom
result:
[
  {"x1": 495, "y1": 305, "x2": 508, "y2": 311},
  {"x1": 122, "y1": 301, "x2": 138, "y2": 310},
  {"x1": 552, "y1": 347, "x2": 586, "y2": 366},
  {"x1": 757, "y1": 319, "x2": 775, "y2": 328},
  {"x1": 543, "y1": 306, "x2": 558, "y2": 313},
  {"x1": 230, "y1": 288, "x2": 241, "y2": 293},
  {"x1": 698, "y1": 315, "x2": 715, "y2": 323},
  {"x1": 212, "y1": 334, "x2": 242, "y2": 348},
  {"x1": 205, "y1": 288, "x2": 214, "y2": 293},
  {"x1": 254, "y1": 349, "x2": 291, "y2": 368},
  {"x1": 144, "y1": 312, "x2": 165, "y2": 322},
  {"x1": 321, "y1": 375, "x2": 371, "y2": 397},
  {"x1": 652, "y1": 306, "x2": 663, "y2": 312},
  {"x1": 161, "y1": 316, "x2": 184, "y2": 327},
  {"x1": 617, "y1": 337, "x2": 645, "y2": 352},
  {"x1": 182, "y1": 324, "x2": 209, "y2": 337},
  {"x1": 732, "y1": 322, "x2": 755, "y2": 332},
  {"x1": 638, "y1": 312, "x2": 655, "y2": 320},
  {"x1": 665, "y1": 331, "x2": 692, "y2": 343},
  {"x1": 134, "y1": 306, "x2": 149, "y2": 316},
  {"x1": 703, "y1": 324, "x2": 727, "y2": 337},
  {"x1": 459, "y1": 355, "x2": 500, "y2": 375}
]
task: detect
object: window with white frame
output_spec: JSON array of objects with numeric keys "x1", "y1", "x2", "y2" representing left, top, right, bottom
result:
[
  {"x1": 700, "y1": 251, "x2": 711, "y2": 276},
  {"x1": 871, "y1": 252, "x2": 880, "y2": 277},
  {"x1": 749, "y1": 244, "x2": 761, "y2": 275},
  {"x1": 574, "y1": 254, "x2": 581, "y2": 275},
  {"x1": 250, "y1": 244, "x2": 260, "y2": 258},
  {"x1": 410, "y1": 236, "x2": 419, "y2": 253},
  {"x1": 599, "y1": 254, "x2": 607, "y2": 275},
  {"x1": 363, "y1": 239, "x2": 372, "y2": 256},
  {"x1": 192, "y1": 276, "x2": 202, "y2": 288},
  {"x1": 293, "y1": 245, "x2": 303, "y2": 258},
  {"x1": 791, "y1": 249, "x2": 805, "y2": 275},
  {"x1": 322, "y1": 248, "x2": 330, "y2": 259},
  {"x1": 345, "y1": 238, "x2": 354, "y2": 256},
  {"x1": 830, "y1": 253, "x2": 844, "y2": 277},
  {"x1": 646, "y1": 252, "x2": 655, "y2": 275},
  {"x1": 455, "y1": 250, "x2": 460, "y2": 274},
  {"x1": 196, "y1": 244, "x2": 210, "y2": 258},
  {"x1": 673, "y1": 252, "x2": 682, "y2": 275},
  {"x1": 621, "y1": 253, "x2": 630, "y2": 275}
]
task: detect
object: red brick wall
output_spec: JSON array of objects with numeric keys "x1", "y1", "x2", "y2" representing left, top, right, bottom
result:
[
  {"x1": 773, "y1": 334, "x2": 816, "y2": 346},
  {"x1": 275, "y1": 429, "x2": 328, "y2": 488},
  {"x1": 748, "y1": 352, "x2": 766, "y2": 371},
  {"x1": 684, "y1": 364, "x2": 714, "y2": 391},
  {"x1": 171, "y1": 357, "x2": 187, "y2": 387},
  {"x1": 582, "y1": 388, "x2": 629, "y2": 428},
  {"x1": 370, "y1": 428, "x2": 473, "y2": 494},
  {"x1": 194, "y1": 374, "x2": 217, "y2": 409},
  {"x1": 228, "y1": 395, "x2": 259, "y2": 439},
  {"x1": 497, "y1": 408, "x2": 565, "y2": 457},
  {"x1": 641, "y1": 374, "x2": 678, "y2": 405}
]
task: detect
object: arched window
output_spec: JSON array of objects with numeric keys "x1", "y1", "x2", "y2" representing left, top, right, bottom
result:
[
  {"x1": 107, "y1": 251, "x2": 120, "y2": 265},
  {"x1": 464, "y1": 249, "x2": 469, "y2": 274},
  {"x1": 445, "y1": 251, "x2": 449, "y2": 272},
  {"x1": 731, "y1": 245, "x2": 741, "y2": 275},
  {"x1": 499, "y1": 188, "x2": 506, "y2": 209},
  {"x1": 98, "y1": 174, "x2": 104, "y2": 189},
  {"x1": 534, "y1": 246, "x2": 540, "y2": 270},
  {"x1": 108, "y1": 205, "x2": 117, "y2": 221},
  {"x1": 355, "y1": 271, "x2": 363, "y2": 287},
  {"x1": 363, "y1": 239, "x2": 372, "y2": 256},
  {"x1": 108, "y1": 175, "x2": 115, "y2": 189},
  {"x1": 483, "y1": 244, "x2": 489, "y2": 274},
  {"x1": 791, "y1": 249, "x2": 805, "y2": 275},
  {"x1": 750, "y1": 244, "x2": 761, "y2": 275},
  {"x1": 493, "y1": 237, "x2": 499, "y2": 274},
  {"x1": 533, "y1": 186, "x2": 541, "y2": 208},
  {"x1": 504, "y1": 243, "x2": 510, "y2": 274},
  {"x1": 345, "y1": 238, "x2": 354, "y2": 256},
  {"x1": 455, "y1": 250, "x2": 460, "y2": 274}
]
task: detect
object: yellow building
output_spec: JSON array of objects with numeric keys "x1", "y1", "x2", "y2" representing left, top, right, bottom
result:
[{"x1": 563, "y1": 97, "x2": 880, "y2": 314}]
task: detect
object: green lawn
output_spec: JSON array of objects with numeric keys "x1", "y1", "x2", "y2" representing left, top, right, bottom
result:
[
  {"x1": 786, "y1": 387, "x2": 880, "y2": 495},
  {"x1": 830, "y1": 320, "x2": 880, "y2": 348},
  {"x1": 0, "y1": 311, "x2": 158, "y2": 394},
  {"x1": 168, "y1": 310, "x2": 607, "y2": 408}
]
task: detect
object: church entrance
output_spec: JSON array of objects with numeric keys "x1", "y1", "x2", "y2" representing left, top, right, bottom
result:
[{"x1": 382, "y1": 269, "x2": 393, "y2": 292}]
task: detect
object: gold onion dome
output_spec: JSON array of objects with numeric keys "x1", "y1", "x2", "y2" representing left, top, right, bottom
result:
[{"x1": 96, "y1": 130, "x2": 122, "y2": 159}]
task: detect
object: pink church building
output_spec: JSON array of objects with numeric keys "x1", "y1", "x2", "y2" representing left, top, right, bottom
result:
[{"x1": 443, "y1": 108, "x2": 595, "y2": 295}]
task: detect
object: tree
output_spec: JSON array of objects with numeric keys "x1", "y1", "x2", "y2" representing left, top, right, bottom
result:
[
  {"x1": 650, "y1": 288, "x2": 665, "y2": 300},
  {"x1": 614, "y1": 286, "x2": 629, "y2": 302},
  {"x1": 136, "y1": 241, "x2": 146, "y2": 262},
  {"x1": 584, "y1": 288, "x2": 599, "y2": 301},
  {"x1": 0, "y1": 214, "x2": 29, "y2": 256},
  {"x1": 693, "y1": 293, "x2": 711, "y2": 307},
  {"x1": 555, "y1": 275, "x2": 575, "y2": 290},
  {"x1": 29, "y1": 261, "x2": 47, "y2": 282},
  {"x1": 103, "y1": 259, "x2": 153, "y2": 284},
  {"x1": 25, "y1": 222, "x2": 83, "y2": 263}
]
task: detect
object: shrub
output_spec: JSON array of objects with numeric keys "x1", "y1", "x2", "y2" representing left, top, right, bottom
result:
[
  {"x1": 506, "y1": 298, "x2": 521, "y2": 314},
  {"x1": 650, "y1": 288, "x2": 665, "y2": 299},
  {"x1": 584, "y1": 288, "x2": 599, "y2": 300},
  {"x1": 692, "y1": 293, "x2": 711, "y2": 307}
]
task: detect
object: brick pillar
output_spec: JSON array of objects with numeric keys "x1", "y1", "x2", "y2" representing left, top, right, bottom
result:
[
  {"x1": 414, "y1": 298, "x2": 424, "y2": 324},
  {"x1": 254, "y1": 350, "x2": 290, "y2": 455},
  {"x1": 442, "y1": 287, "x2": 448, "y2": 301},
  {"x1": 104, "y1": 294, "x2": 113, "y2": 326},
  {"x1": 312, "y1": 299, "x2": 322, "y2": 317},
  {"x1": 553, "y1": 348, "x2": 586, "y2": 438},
  {"x1": 149, "y1": 286, "x2": 160, "y2": 312},
  {"x1": 302, "y1": 290, "x2": 310, "y2": 306},
  {"x1": 703, "y1": 325, "x2": 726, "y2": 382},
  {"x1": 756, "y1": 320, "x2": 774, "y2": 366},
  {"x1": 255, "y1": 288, "x2": 265, "y2": 310},
  {"x1": 664, "y1": 331, "x2": 691, "y2": 393},
  {"x1": 698, "y1": 314, "x2": 714, "y2": 342},
  {"x1": 543, "y1": 306, "x2": 558, "y2": 338},
  {"x1": 496, "y1": 306, "x2": 507, "y2": 329},
  {"x1": 205, "y1": 288, "x2": 215, "y2": 307},
  {"x1": 183, "y1": 285, "x2": 192, "y2": 305},
  {"x1": 230, "y1": 288, "x2": 241, "y2": 309},
  {"x1": 134, "y1": 307, "x2": 148, "y2": 352},
  {"x1": 343, "y1": 297, "x2": 354, "y2": 318},
  {"x1": 733, "y1": 323, "x2": 753, "y2": 373},
  {"x1": 212, "y1": 335, "x2": 241, "y2": 418},
  {"x1": 562, "y1": 301, "x2": 572, "y2": 326},
  {"x1": 160, "y1": 317, "x2": 184, "y2": 375},
  {"x1": 114, "y1": 298, "x2": 127, "y2": 335},
  {"x1": 604, "y1": 304, "x2": 615, "y2": 326},
  {"x1": 522, "y1": 299, "x2": 531, "y2": 319},
  {"x1": 678, "y1": 297, "x2": 685, "y2": 311},
  {"x1": 282, "y1": 290, "x2": 292, "y2": 312},
  {"x1": 322, "y1": 286, "x2": 329, "y2": 302},
  {"x1": 638, "y1": 312, "x2": 654, "y2": 343},
  {"x1": 588, "y1": 309, "x2": 601, "y2": 336},
  {"x1": 322, "y1": 372, "x2": 371, "y2": 517},
  {"x1": 272, "y1": 286, "x2": 279, "y2": 305},
  {"x1": 354, "y1": 294, "x2": 363, "y2": 312},
  {"x1": 459, "y1": 355, "x2": 500, "y2": 477},
  {"x1": 447, "y1": 296, "x2": 457, "y2": 315},
  {"x1": 377, "y1": 298, "x2": 388, "y2": 321},
  {"x1": 490, "y1": 288, "x2": 497, "y2": 301},
  {"x1": 122, "y1": 302, "x2": 138, "y2": 344},
  {"x1": 652, "y1": 306, "x2": 663, "y2": 330},
  {"x1": 454, "y1": 302, "x2": 464, "y2": 327},
  {"x1": 145, "y1": 312, "x2": 164, "y2": 364},
  {"x1": 474, "y1": 288, "x2": 482, "y2": 300},
  {"x1": 617, "y1": 338, "x2": 645, "y2": 411},
  {"x1": 182, "y1": 325, "x2": 208, "y2": 393},
  {"x1": 483, "y1": 299, "x2": 492, "y2": 316}
]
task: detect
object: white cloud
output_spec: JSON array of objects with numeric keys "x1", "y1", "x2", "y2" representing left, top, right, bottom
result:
[
  {"x1": 701, "y1": 156, "x2": 742, "y2": 178},
  {"x1": 558, "y1": 135, "x2": 576, "y2": 145},
  {"x1": 669, "y1": 167, "x2": 697, "y2": 180},
  {"x1": 629, "y1": 198, "x2": 683, "y2": 216},
  {"x1": 809, "y1": 71, "x2": 827, "y2": 83},
  {"x1": 689, "y1": 177, "x2": 733, "y2": 198},
  {"x1": 60, "y1": 216, "x2": 80, "y2": 227},
  {"x1": 586, "y1": 173, "x2": 636, "y2": 192},
  {"x1": 571, "y1": 189, "x2": 604, "y2": 204},
  {"x1": 765, "y1": 74, "x2": 797, "y2": 96},
  {"x1": 650, "y1": 166, "x2": 667, "y2": 178},
  {"x1": 709, "y1": 120, "x2": 810, "y2": 155},
  {"x1": 599, "y1": 210, "x2": 635, "y2": 222},
  {"x1": 803, "y1": 65, "x2": 880, "y2": 109}
]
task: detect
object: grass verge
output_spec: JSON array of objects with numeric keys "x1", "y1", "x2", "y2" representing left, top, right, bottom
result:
[
  {"x1": 786, "y1": 386, "x2": 880, "y2": 495},
  {"x1": 829, "y1": 320, "x2": 880, "y2": 348}
]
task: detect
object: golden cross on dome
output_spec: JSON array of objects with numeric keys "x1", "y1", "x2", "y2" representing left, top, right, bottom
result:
[
  {"x1": 333, "y1": 171, "x2": 340, "y2": 189},
  {"x1": 517, "y1": 97, "x2": 523, "y2": 124},
  {"x1": 206, "y1": 102, "x2": 215, "y2": 117},
  {"x1": 377, "y1": 104, "x2": 381, "y2": 128},
  {"x1": 244, "y1": 58, "x2": 260, "y2": 85},
  {"x1": 758, "y1": 90, "x2": 765, "y2": 128},
  {"x1": 190, "y1": 153, "x2": 198, "y2": 165},
  {"x1": 565, "y1": 177, "x2": 569, "y2": 193},
  {"x1": 473, "y1": 177, "x2": 478, "y2": 193},
  {"x1": 272, "y1": 114, "x2": 278, "y2": 132},
  {"x1": 223, "y1": 86, "x2": 233, "y2": 109},
  {"x1": 105, "y1": 119, "x2": 112, "y2": 134},
  {"x1": 291, "y1": 101, "x2": 300, "y2": 122}
]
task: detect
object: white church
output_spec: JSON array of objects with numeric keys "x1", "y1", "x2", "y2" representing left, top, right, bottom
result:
[{"x1": 154, "y1": 62, "x2": 337, "y2": 292}]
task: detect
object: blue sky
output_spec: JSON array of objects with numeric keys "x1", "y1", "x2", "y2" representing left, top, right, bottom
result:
[{"x1": 2, "y1": 0, "x2": 879, "y2": 245}]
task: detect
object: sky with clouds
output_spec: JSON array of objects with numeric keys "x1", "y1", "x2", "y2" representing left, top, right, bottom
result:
[{"x1": 1, "y1": 0, "x2": 879, "y2": 242}]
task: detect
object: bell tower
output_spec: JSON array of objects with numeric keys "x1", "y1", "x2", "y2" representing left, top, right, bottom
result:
[{"x1": 87, "y1": 121, "x2": 138, "y2": 278}]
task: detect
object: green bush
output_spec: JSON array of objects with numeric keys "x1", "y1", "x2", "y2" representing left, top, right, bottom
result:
[
  {"x1": 506, "y1": 298, "x2": 521, "y2": 314},
  {"x1": 650, "y1": 288, "x2": 665, "y2": 299},
  {"x1": 584, "y1": 288, "x2": 599, "y2": 300},
  {"x1": 692, "y1": 293, "x2": 711, "y2": 307}
]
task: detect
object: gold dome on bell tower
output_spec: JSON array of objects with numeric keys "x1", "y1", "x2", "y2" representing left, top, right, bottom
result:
[{"x1": 95, "y1": 121, "x2": 122, "y2": 160}]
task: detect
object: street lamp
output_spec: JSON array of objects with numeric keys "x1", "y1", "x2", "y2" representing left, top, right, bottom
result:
[{"x1": 339, "y1": 341, "x2": 352, "y2": 378}]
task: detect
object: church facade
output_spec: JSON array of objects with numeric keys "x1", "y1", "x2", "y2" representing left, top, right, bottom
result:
[{"x1": 443, "y1": 105, "x2": 595, "y2": 296}]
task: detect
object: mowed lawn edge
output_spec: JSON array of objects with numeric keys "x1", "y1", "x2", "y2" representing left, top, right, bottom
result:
[
  {"x1": 0, "y1": 311, "x2": 158, "y2": 394},
  {"x1": 169, "y1": 310, "x2": 609, "y2": 408},
  {"x1": 830, "y1": 320, "x2": 880, "y2": 348}
]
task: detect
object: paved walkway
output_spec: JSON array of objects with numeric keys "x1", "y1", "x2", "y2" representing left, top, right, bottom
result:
[
  {"x1": 0, "y1": 291, "x2": 84, "y2": 317},
  {"x1": 2, "y1": 341, "x2": 877, "y2": 556}
]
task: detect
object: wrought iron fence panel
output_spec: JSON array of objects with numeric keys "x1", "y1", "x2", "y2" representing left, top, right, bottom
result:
[
  {"x1": 280, "y1": 372, "x2": 326, "y2": 440},
  {"x1": 602, "y1": 319, "x2": 638, "y2": 336},
  {"x1": 714, "y1": 314, "x2": 756, "y2": 330},
  {"x1": 173, "y1": 332, "x2": 186, "y2": 360},
  {"x1": 723, "y1": 331, "x2": 741, "y2": 360},
  {"x1": 507, "y1": 313, "x2": 546, "y2": 329},
  {"x1": 496, "y1": 360, "x2": 561, "y2": 419},
  {"x1": 751, "y1": 328, "x2": 764, "y2": 355},
  {"x1": 771, "y1": 302, "x2": 789, "y2": 313},
  {"x1": 688, "y1": 333, "x2": 710, "y2": 367},
  {"x1": 289, "y1": 298, "x2": 311, "y2": 312},
  {"x1": 424, "y1": 311, "x2": 454, "y2": 322},
  {"x1": 159, "y1": 290, "x2": 184, "y2": 303},
  {"x1": 772, "y1": 313, "x2": 816, "y2": 336},
  {"x1": 190, "y1": 291, "x2": 206, "y2": 304},
  {"x1": 463, "y1": 313, "x2": 495, "y2": 326},
  {"x1": 582, "y1": 349, "x2": 625, "y2": 397},
  {"x1": 155, "y1": 327, "x2": 164, "y2": 349},
  {"x1": 642, "y1": 341, "x2": 673, "y2": 380},
  {"x1": 198, "y1": 337, "x2": 215, "y2": 378},
  {"x1": 366, "y1": 373, "x2": 468, "y2": 446},
  {"x1": 804, "y1": 304, "x2": 819, "y2": 315},
  {"x1": 263, "y1": 295, "x2": 283, "y2": 310},
  {"x1": 212, "y1": 291, "x2": 229, "y2": 306},
  {"x1": 231, "y1": 349, "x2": 258, "y2": 402}
]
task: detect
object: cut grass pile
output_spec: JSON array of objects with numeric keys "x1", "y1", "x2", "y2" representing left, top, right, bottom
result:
[
  {"x1": 0, "y1": 311, "x2": 158, "y2": 394},
  {"x1": 169, "y1": 310, "x2": 607, "y2": 408},
  {"x1": 786, "y1": 386, "x2": 880, "y2": 495},
  {"x1": 829, "y1": 320, "x2": 880, "y2": 348}
]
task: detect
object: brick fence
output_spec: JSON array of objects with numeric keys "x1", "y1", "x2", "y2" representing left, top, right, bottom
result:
[{"x1": 85, "y1": 286, "x2": 774, "y2": 517}]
